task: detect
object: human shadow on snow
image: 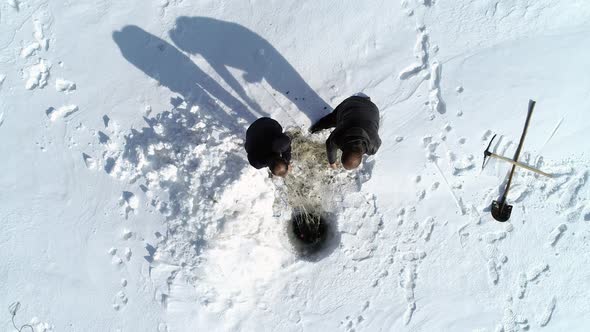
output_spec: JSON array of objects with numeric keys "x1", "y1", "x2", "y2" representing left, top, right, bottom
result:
[
  {"x1": 113, "y1": 18, "x2": 330, "y2": 130},
  {"x1": 113, "y1": 25, "x2": 252, "y2": 129},
  {"x1": 168, "y1": 16, "x2": 331, "y2": 122}
]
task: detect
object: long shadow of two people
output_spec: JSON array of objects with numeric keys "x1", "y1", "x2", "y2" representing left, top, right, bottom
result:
[{"x1": 113, "y1": 16, "x2": 331, "y2": 130}]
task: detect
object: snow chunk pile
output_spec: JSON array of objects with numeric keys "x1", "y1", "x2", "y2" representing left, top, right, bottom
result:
[
  {"x1": 99, "y1": 103, "x2": 247, "y2": 263},
  {"x1": 46, "y1": 105, "x2": 79, "y2": 121},
  {"x1": 55, "y1": 78, "x2": 76, "y2": 92},
  {"x1": 25, "y1": 59, "x2": 51, "y2": 90}
]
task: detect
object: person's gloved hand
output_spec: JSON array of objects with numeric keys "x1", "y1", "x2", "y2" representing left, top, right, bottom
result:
[{"x1": 309, "y1": 124, "x2": 321, "y2": 134}]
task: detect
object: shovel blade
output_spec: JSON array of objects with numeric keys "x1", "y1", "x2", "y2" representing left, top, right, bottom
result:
[{"x1": 491, "y1": 200, "x2": 512, "y2": 222}]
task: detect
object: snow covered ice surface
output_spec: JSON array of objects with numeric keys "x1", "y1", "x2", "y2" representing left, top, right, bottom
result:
[{"x1": 1, "y1": 0, "x2": 590, "y2": 331}]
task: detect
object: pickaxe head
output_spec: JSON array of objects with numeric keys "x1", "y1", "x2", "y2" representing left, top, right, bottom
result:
[{"x1": 482, "y1": 134, "x2": 497, "y2": 169}]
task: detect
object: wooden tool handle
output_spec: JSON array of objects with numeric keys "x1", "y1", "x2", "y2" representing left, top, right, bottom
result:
[{"x1": 501, "y1": 99, "x2": 536, "y2": 202}]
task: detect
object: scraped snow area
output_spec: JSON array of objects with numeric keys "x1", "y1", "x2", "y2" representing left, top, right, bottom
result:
[{"x1": 1, "y1": 0, "x2": 590, "y2": 331}]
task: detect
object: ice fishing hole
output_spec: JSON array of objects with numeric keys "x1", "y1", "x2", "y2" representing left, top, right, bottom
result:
[{"x1": 287, "y1": 210, "x2": 340, "y2": 261}]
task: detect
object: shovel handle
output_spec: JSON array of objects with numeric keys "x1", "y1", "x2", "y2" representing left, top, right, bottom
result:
[{"x1": 501, "y1": 100, "x2": 536, "y2": 202}]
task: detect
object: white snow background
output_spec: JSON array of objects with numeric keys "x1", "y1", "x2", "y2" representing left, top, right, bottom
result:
[{"x1": 1, "y1": 0, "x2": 590, "y2": 331}]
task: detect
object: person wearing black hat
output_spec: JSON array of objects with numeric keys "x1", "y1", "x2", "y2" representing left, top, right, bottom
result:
[
  {"x1": 310, "y1": 94, "x2": 381, "y2": 170},
  {"x1": 245, "y1": 117, "x2": 292, "y2": 177}
]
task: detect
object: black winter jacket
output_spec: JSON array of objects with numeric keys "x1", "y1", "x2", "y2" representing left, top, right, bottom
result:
[
  {"x1": 245, "y1": 117, "x2": 291, "y2": 169},
  {"x1": 311, "y1": 96, "x2": 381, "y2": 164}
]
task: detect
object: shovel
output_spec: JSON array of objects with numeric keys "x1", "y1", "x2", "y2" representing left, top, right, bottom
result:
[{"x1": 491, "y1": 99, "x2": 536, "y2": 222}]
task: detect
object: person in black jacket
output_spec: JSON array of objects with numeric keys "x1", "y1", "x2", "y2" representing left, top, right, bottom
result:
[
  {"x1": 310, "y1": 95, "x2": 381, "y2": 170},
  {"x1": 245, "y1": 117, "x2": 292, "y2": 177}
]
